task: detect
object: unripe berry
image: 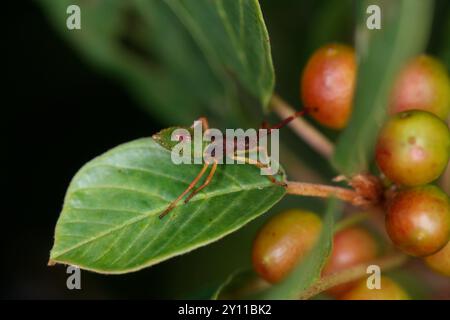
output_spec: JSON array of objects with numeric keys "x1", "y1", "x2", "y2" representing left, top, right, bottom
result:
[
  {"x1": 375, "y1": 110, "x2": 450, "y2": 186},
  {"x1": 390, "y1": 55, "x2": 450, "y2": 120},
  {"x1": 339, "y1": 276, "x2": 409, "y2": 300},
  {"x1": 425, "y1": 240, "x2": 450, "y2": 277},
  {"x1": 322, "y1": 226, "x2": 378, "y2": 297},
  {"x1": 386, "y1": 185, "x2": 450, "y2": 257},
  {"x1": 252, "y1": 209, "x2": 322, "y2": 283},
  {"x1": 301, "y1": 43, "x2": 356, "y2": 129}
]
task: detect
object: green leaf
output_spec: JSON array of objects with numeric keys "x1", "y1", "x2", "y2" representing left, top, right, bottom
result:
[
  {"x1": 332, "y1": 0, "x2": 434, "y2": 175},
  {"x1": 49, "y1": 138, "x2": 285, "y2": 273},
  {"x1": 39, "y1": 0, "x2": 274, "y2": 126},
  {"x1": 255, "y1": 200, "x2": 339, "y2": 300}
]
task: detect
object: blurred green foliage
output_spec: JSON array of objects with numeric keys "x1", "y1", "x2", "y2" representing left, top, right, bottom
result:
[{"x1": 39, "y1": 0, "x2": 274, "y2": 128}]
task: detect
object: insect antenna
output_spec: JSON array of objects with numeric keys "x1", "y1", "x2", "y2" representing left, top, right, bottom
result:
[{"x1": 261, "y1": 109, "x2": 308, "y2": 136}]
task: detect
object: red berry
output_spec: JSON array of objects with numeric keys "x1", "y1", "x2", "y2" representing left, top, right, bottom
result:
[
  {"x1": 375, "y1": 110, "x2": 450, "y2": 186},
  {"x1": 339, "y1": 276, "x2": 409, "y2": 300},
  {"x1": 322, "y1": 226, "x2": 378, "y2": 297},
  {"x1": 252, "y1": 209, "x2": 322, "y2": 283},
  {"x1": 301, "y1": 43, "x2": 356, "y2": 129},
  {"x1": 390, "y1": 55, "x2": 450, "y2": 120},
  {"x1": 425, "y1": 240, "x2": 450, "y2": 277},
  {"x1": 386, "y1": 185, "x2": 450, "y2": 257}
]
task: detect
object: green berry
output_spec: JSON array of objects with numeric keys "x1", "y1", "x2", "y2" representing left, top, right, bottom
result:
[{"x1": 375, "y1": 110, "x2": 450, "y2": 186}]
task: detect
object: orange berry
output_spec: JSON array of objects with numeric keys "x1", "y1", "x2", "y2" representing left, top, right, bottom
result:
[
  {"x1": 322, "y1": 226, "x2": 378, "y2": 297},
  {"x1": 301, "y1": 43, "x2": 356, "y2": 129},
  {"x1": 386, "y1": 185, "x2": 450, "y2": 257},
  {"x1": 252, "y1": 209, "x2": 322, "y2": 283},
  {"x1": 340, "y1": 276, "x2": 409, "y2": 300},
  {"x1": 425, "y1": 240, "x2": 450, "y2": 277},
  {"x1": 390, "y1": 55, "x2": 450, "y2": 120}
]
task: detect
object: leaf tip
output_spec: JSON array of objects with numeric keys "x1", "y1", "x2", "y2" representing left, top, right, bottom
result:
[{"x1": 47, "y1": 259, "x2": 57, "y2": 267}]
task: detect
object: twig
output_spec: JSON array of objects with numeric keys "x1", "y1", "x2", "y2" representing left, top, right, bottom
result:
[
  {"x1": 286, "y1": 181, "x2": 375, "y2": 208},
  {"x1": 298, "y1": 253, "x2": 408, "y2": 300},
  {"x1": 270, "y1": 94, "x2": 334, "y2": 159}
]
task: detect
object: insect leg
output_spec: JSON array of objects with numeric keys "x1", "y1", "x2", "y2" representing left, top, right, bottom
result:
[
  {"x1": 230, "y1": 155, "x2": 287, "y2": 187},
  {"x1": 159, "y1": 162, "x2": 210, "y2": 219},
  {"x1": 184, "y1": 159, "x2": 218, "y2": 204},
  {"x1": 234, "y1": 146, "x2": 271, "y2": 170}
]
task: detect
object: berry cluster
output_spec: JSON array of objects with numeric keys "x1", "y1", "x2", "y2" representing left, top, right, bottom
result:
[
  {"x1": 252, "y1": 44, "x2": 450, "y2": 299},
  {"x1": 374, "y1": 56, "x2": 450, "y2": 265},
  {"x1": 301, "y1": 44, "x2": 450, "y2": 129},
  {"x1": 252, "y1": 210, "x2": 407, "y2": 299}
]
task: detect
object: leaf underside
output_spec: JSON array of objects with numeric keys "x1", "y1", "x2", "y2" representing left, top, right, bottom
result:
[{"x1": 50, "y1": 138, "x2": 285, "y2": 274}]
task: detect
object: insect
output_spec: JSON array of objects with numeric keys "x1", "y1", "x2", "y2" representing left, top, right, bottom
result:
[{"x1": 152, "y1": 111, "x2": 305, "y2": 219}]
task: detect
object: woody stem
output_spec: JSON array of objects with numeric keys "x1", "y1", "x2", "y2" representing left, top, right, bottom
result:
[{"x1": 286, "y1": 181, "x2": 372, "y2": 207}]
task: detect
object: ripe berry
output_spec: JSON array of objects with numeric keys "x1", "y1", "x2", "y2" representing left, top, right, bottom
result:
[
  {"x1": 375, "y1": 110, "x2": 450, "y2": 186},
  {"x1": 301, "y1": 43, "x2": 356, "y2": 129},
  {"x1": 386, "y1": 185, "x2": 450, "y2": 257},
  {"x1": 252, "y1": 209, "x2": 322, "y2": 283},
  {"x1": 390, "y1": 55, "x2": 450, "y2": 120},
  {"x1": 339, "y1": 276, "x2": 409, "y2": 300},
  {"x1": 425, "y1": 240, "x2": 450, "y2": 277},
  {"x1": 322, "y1": 226, "x2": 378, "y2": 297}
]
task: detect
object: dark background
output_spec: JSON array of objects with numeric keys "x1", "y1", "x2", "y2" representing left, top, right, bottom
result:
[
  {"x1": 6, "y1": 1, "x2": 163, "y2": 298},
  {"x1": 4, "y1": 0, "x2": 449, "y2": 299}
]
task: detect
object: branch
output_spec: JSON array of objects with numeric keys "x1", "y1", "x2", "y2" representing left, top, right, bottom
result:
[
  {"x1": 270, "y1": 94, "x2": 334, "y2": 159},
  {"x1": 298, "y1": 253, "x2": 408, "y2": 300},
  {"x1": 286, "y1": 181, "x2": 375, "y2": 208}
]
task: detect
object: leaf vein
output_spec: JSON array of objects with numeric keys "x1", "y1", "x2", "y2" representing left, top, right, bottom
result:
[{"x1": 52, "y1": 182, "x2": 275, "y2": 259}]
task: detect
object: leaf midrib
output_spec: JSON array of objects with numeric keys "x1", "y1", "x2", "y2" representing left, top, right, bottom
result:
[{"x1": 52, "y1": 181, "x2": 277, "y2": 259}]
